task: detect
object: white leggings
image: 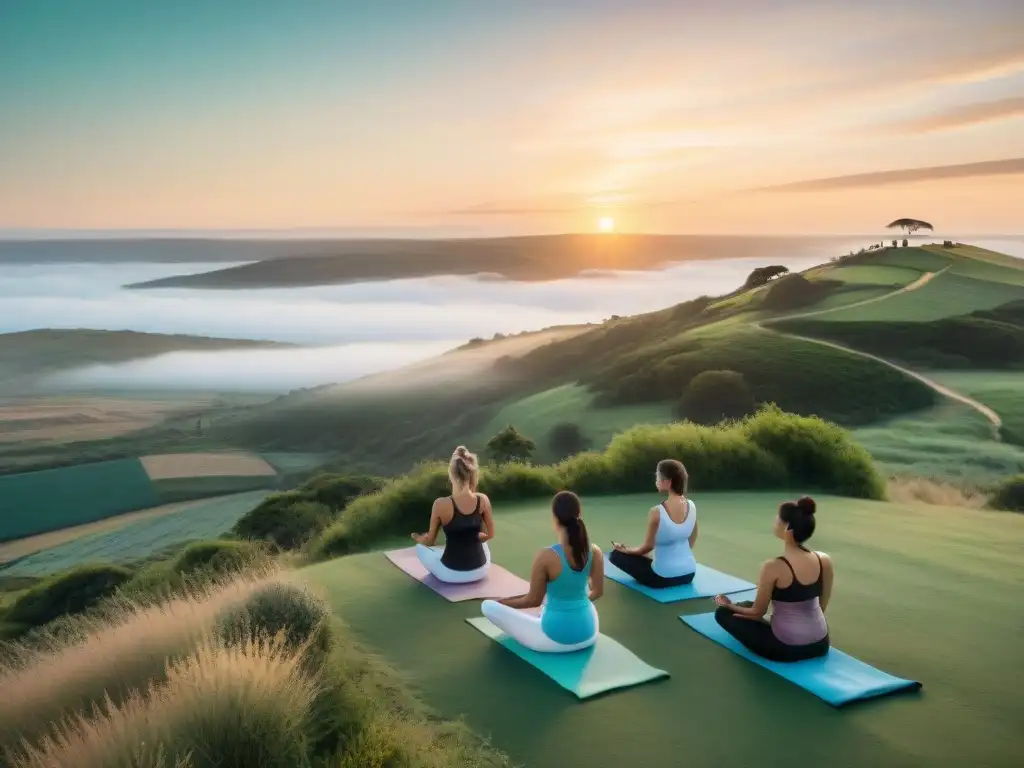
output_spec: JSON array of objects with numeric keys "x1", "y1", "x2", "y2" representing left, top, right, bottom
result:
[
  {"x1": 415, "y1": 542, "x2": 491, "y2": 584},
  {"x1": 480, "y1": 599, "x2": 599, "y2": 653}
]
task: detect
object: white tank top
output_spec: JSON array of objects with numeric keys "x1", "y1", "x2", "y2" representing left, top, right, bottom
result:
[{"x1": 651, "y1": 499, "x2": 697, "y2": 578}]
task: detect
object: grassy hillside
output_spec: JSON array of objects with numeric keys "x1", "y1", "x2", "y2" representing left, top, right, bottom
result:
[{"x1": 302, "y1": 492, "x2": 1024, "y2": 768}]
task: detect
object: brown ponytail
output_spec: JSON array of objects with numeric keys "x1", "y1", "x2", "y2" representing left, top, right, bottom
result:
[{"x1": 552, "y1": 490, "x2": 589, "y2": 571}]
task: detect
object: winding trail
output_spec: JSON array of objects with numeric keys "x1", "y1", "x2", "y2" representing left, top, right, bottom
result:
[{"x1": 754, "y1": 266, "x2": 1003, "y2": 440}]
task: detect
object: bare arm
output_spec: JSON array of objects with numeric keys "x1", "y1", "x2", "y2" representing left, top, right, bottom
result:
[
  {"x1": 616, "y1": 508, "x2": 659, "y2": 557},
  {"x1": 819, "y1": 553, "x2": 833, "y2": 612},
  {"x1": 498, "y1": 550, "x2": 550, "y2": 610},
  {"x1": 588, "y1": 545, "x2": 605, "y2": 602},
  {"x1": 478, "y1": 494, "x2": 495, "y2": 542},
  {"x1": 411, "y1": 498, "x2": 445, "y2": 546},
  {"x1": 716, "y1": 560, "x2": 775, "y2": 620},
  {"x1": 688, "y1": 517, "x2": 699, "y2": 549}
]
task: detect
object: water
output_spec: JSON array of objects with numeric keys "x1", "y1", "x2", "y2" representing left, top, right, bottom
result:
[{"x1": 2, "y1": 237, "x2": 1020, "y2": 393}]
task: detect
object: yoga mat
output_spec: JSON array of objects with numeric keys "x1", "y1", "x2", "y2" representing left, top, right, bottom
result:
[
  {"x1": 604, "y1": 561, "x2": 756, "y2": 603},
  {"x1": 466, "y1": 616, "x2": 669, "y2": 699},
  {"x1": 681, "y1": 612, "x2": 923, "y2": 707},
  {"x1": 384, "y1": 547, "x2": 529, "y2": 602}
]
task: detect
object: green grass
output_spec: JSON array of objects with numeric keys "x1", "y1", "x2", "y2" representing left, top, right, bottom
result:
[
  {"x1": 0, "y1": 491, "x2": 269, "y2": 577},
  {"x1": 151, "y1": 474, "x2": 278, "y2": 504},
  {"x1": 817, "y1": 271, "x2": 1024, "y2": 323},
  {"x1": 924, "y1": 244, "x2": 1024, "y2": 285},
  {"x1": 302, "y1": 492, "x2": 1023, "y2": 768},
  {"x1": 815, "y1": 265, "x2": 924, "y2": 287},
  {"x1": 0, "y1": 459, "x2": 159, "y2": 542},
  {"x1": 928, "y1": 371, "x2": 1024, "y2": 446},
  {"x1": 852, "y1": 402, "x2": 1024, "y2": 486},
  {"x1": 473, "y1": 385, "x2": 676, "y2": 461}
]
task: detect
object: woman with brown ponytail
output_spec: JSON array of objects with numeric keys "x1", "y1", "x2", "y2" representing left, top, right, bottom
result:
[
  {"x1": 713, "y1": 496, "x2": 833, "y2": 662},
  {"x1": 480, "y1": 490, "x2": 604, "y2": 652}
]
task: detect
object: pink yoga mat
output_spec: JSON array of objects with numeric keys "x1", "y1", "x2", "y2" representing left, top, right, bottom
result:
[{"x1": 384, "y1": 547, "x2": 530, "y2": 602}]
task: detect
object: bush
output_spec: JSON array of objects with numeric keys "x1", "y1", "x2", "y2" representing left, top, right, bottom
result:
[
  {"x1": 217, "y1": 580, "x2": 332, "y2": 662},
  {"x1": 314, "y1": 406, "x2": 885, "y2": 556},
  {"x1": 298, "y1": 472, "x2": 387, "y2": 509},
  {"x1": 486, "y1": 425, "x2": 536, "y2": 463},
  {"x1": 761, "y1": 274, "x2": 841, "y2": 311},
  {"x1": 172, "y1": 539, "x2": 265, "y2": 576},
  {"x1": 234, "y1": 496, "x2": 334, "y2": 549},
  {"x1": 548, "y1": 422, "x2": 591, "y2": 458},
  {"x1": 990, "y1": 474, "x2": 1024, "y2": 512},
  {"x1": 6, "y1": 563, "x2": 132, "y2": 628},
  {"x1": 676, "y1": 369, "x2": 758, "y2": 425}
]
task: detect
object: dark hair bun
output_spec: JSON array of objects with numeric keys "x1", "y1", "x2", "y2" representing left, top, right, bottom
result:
[{"x1": 797, "y1": 496, "x2": 816, "y2": 515}]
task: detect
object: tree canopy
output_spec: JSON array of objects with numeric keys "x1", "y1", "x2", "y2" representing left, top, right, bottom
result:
[
  {"x1": 486, "y1": 425, "x2": 536, "y2": 464},
  {"x1": 886, "y1": 218, "x2": 933, "y2": 235},
  {"x1": 743, "y1": 265, "x2": 789, "y2": 289}
]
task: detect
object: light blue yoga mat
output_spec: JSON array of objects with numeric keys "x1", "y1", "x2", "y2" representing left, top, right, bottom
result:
[
  {"x1": 681, "y1": 612, "x2": 922, "y2": 707},
  {"x1": 466, "y1": 617, "x2": 669, "y2": 699},
  {"x1": 604, "y1": 561, "x2": 756, "y2": 603}
]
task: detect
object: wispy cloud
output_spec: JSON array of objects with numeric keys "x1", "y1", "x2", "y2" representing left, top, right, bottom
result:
[
  {"x1": 752, "y1": 158, "x2": 1024, "y2": 193},
  {"x1": 872, "y1": 96, "x2": 1024, "y2": 135}
]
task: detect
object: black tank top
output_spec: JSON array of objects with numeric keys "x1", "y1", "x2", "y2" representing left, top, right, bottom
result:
[
  {"x1": 440, "y1": 495, "x2": 486, "y2": 571},
  {"x1": 772, "y1": 548, "x2": 824, "y2": 602}
]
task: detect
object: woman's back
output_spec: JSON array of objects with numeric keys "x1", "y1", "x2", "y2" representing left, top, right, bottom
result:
[
  {"x1": 770, "y1": 548, "x2": 828, "y2": 645},
  {"x1": 541, "y1": 544, "x2": 595, "y2": 645},
  {"x1": 652, "y1": 499, "x2": 697, "y2": 577},
  {"x1": 439, "y1": 494, "x2": 486, "y2": 570}
]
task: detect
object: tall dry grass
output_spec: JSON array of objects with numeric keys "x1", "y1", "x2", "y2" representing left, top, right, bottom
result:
[
  {"x1": 9, "y1": 634, "x2": 317, "y2": 768},
  {"x1": 0, "y1": 567, "x2": 277, "y2": 757},
  {"x1": 886, "y1": 475, "x2": 990, "y2": 509}
]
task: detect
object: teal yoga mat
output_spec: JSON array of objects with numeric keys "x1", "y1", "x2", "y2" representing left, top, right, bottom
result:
[
  {"x1": 681, "y1": 612, "x2": 922, "y2": 707},
  {"x1": 466, "y1": 617, "x2": 669, "y2": 699},
  {"x1": 604, "y1": 561, "x2": 756, "y2": 603}
]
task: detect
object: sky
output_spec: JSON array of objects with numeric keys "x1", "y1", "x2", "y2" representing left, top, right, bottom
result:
[{"x1": 1, "y1": 0, "x2": 1023, "y2": 235}]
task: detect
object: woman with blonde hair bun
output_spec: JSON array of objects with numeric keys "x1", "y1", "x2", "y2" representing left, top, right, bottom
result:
[{"x1": 411, "y1": 446, "x2": 495, "y2": 583}]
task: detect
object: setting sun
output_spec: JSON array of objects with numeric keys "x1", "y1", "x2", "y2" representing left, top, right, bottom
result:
[{"x1": 598, "y1": 216, "x2": 615, "y2": 233}]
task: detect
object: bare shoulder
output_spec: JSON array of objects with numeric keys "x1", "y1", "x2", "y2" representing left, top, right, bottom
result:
[
  {"x1": 477, "y1": 492, "x2": 493, "y2": 509},
  {"x1": 648, "y1": 505, "x2": 662, "y2": 519},
  {"x1": 760, "y1": 557, "x2": 783, "y2": 574},
  {"x1": 431, "y1": 496, "x2": 453, "y2": 517},
  {"x1": 590, "y1": 542, "x2": 604, "y2": 558},
  {"x1": 816, "y1": 551, "x2": 833, "y2": 568}
]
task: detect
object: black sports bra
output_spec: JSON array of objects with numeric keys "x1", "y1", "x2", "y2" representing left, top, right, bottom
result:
[{"x1": 771, "y1": 549, "x2": 823, "y2": 603}]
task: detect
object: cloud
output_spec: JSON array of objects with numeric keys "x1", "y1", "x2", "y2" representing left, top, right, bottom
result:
[
  {"x1": 751, "y1": 158, "x2": 1024, "y2": 193},
  {"x1": 443, "y1": 194, "x2": 679, "y2": 216},
  {"x1": 872, "y1": 96, "x2": 1024, "y2": 135}
]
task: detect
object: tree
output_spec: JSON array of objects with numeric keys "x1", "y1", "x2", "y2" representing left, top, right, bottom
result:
[
  {"x1": 743, "y1": 265, "x2": 789, "y2": 289},
  {"x1": 547, "y1": 422, "x2": 590, "y2": 458},
  {"x1": 486, "y1": 425, "x2": 536, "y2": 463},
  {"x1": 886, "y1": 218, "x2": 933, "y2": 237},
  {"x1": 676, "y1": 370, "x2": 757, "y2": 425}
]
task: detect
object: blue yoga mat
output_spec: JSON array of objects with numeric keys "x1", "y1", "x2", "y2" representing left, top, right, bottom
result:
[
  {"x1": 604, "y1": 561, "x2": 756, "y2": 603},
  {"x1": 466, "y1": 617, "x2": 669, "y2": 699},
  {"x1": 681, "y1": 612, "x2": 922, "y2": 707}
]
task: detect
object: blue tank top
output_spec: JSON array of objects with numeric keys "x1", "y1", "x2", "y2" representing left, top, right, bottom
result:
[{"x1": 540, "y1": 544, "x2": 596, "y2": 646}]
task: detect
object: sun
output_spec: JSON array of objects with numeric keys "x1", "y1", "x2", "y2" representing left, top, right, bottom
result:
[{"x1": 597, "y1": 216, "x2": 615, "y2": 233}]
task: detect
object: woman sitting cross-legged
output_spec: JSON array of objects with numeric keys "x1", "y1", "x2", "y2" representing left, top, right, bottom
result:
[
  {"x1": 411, "y1": 446, "x2": 495, "y2": 584},
  {"x1": 713, "y1": 496, "x2": 833, "y2": 663},
  {"x1": 480, "y1": 490, "x2": 604, "y2": 653},
  {"x1": 609, "y1": 459, "x2": 698, "y2": 588}
]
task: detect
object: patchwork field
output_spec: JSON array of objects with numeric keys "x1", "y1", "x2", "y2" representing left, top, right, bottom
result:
[
  {"x1": 0, "y1": 490, "x2": 269, "y2": 577},
  {"x1": 302, "y1": 493, "x2": 1024, "y2": 768}
]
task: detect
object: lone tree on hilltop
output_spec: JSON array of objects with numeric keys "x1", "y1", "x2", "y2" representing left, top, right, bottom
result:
[
  {"x1": 486, "y1": 425, "x2": 536, "y2": 464},
  {"x1": 886, "y1": 218, "x2": 933, "y2": 237},
  {"x1": 743, "y1": 265, "x2": 789, "y2": 289}
]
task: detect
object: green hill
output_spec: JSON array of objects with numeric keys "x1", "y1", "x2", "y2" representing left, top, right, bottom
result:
[{"x1": 301, "y1": 491, "x2": 1024, "y2": 768}]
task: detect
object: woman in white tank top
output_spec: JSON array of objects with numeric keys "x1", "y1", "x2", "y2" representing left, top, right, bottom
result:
[{"x1": 609, "y1": 459, "x2": 700, "y2": 588}]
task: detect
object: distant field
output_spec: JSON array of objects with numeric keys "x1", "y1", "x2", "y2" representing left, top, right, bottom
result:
[
  {"x1": 0, "y1": 490, "x2": 269, "y2": 577},
  {"x1": 817, "y1": 264, "x2": 924, "y2": 287},
  {"x1": 474, "y1": 384, "x2": 676, "y2": 462},
  {"x1": 852, "y1": 401, "x2": 1024, "y2": 487},
  {"x1": 928, "y1": 371, "x2": 1024, "y2": 446},
  {"x1": 817, "y1": 271, "x2": 1024, "y2": 322},
  {"x1": 304, "y1": 492, "x2": 1024, "y2": 768}
]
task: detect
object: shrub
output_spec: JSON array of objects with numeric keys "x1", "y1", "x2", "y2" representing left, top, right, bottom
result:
[
  {"x1": 761, "y1": 274, "x2": 841, "y2": 311},
  {"x1": 298, "y1": 472, "x2": 387, "y2": 510},
  {"x1": 6, "y1": 564, "x2": 132, "y2": 628},
  {"x1": 742, "y1": 405, "x2": 885, "y2": 499},
  {"x1": 233, "y1": 496, "x2": 334, "y2": 549},
  {"x1": 559, "y1": 451, "x2": 620, "y2": 495},
  {"x1": 990, "y1": 474, "x2": 1024, "y2": 512},
  {"x1": 676, "y1": 369, "x2": 757, "y2": 425},
  {"x1": 479, "y1": 462, "x2": 563, "y2": 499},
  {"x1": 548, "y1": 422, "x2": 591, "y2": 458},
  {"x1": 172, "y1": 539, "x2": 264, "y2": 576},
  {"x1": 486, "y1": 425, "x2": 536, "y2": 463},
  {"x1": 217, "y1": 580, "x2": 331, "y2": 662}
]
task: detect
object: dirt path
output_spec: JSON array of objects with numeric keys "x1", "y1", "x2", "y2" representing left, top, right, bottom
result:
[{"x1": 755, "y1": 266, "x2": 1003, "y2": 439}]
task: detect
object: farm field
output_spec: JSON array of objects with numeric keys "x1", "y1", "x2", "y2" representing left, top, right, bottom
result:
[
  {"x1": 303, "y1": 492, "x2": 1024, "y2": 768},
  {"x1": 0, "y1": 490, "x2": 269, "y2": 577}
]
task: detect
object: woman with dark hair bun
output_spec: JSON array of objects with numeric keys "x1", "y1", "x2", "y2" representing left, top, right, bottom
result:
[
  {"x1": 713, "y1": 496, "x2": 833, "y2": 662},
  {"x1": 480, "y1": 491, "x2": 605, "y2": 652}
]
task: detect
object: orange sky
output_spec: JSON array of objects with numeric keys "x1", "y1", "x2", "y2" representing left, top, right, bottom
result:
[{"x1": 1, "y1": 1, "x2": 1023, "y2": 235}]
